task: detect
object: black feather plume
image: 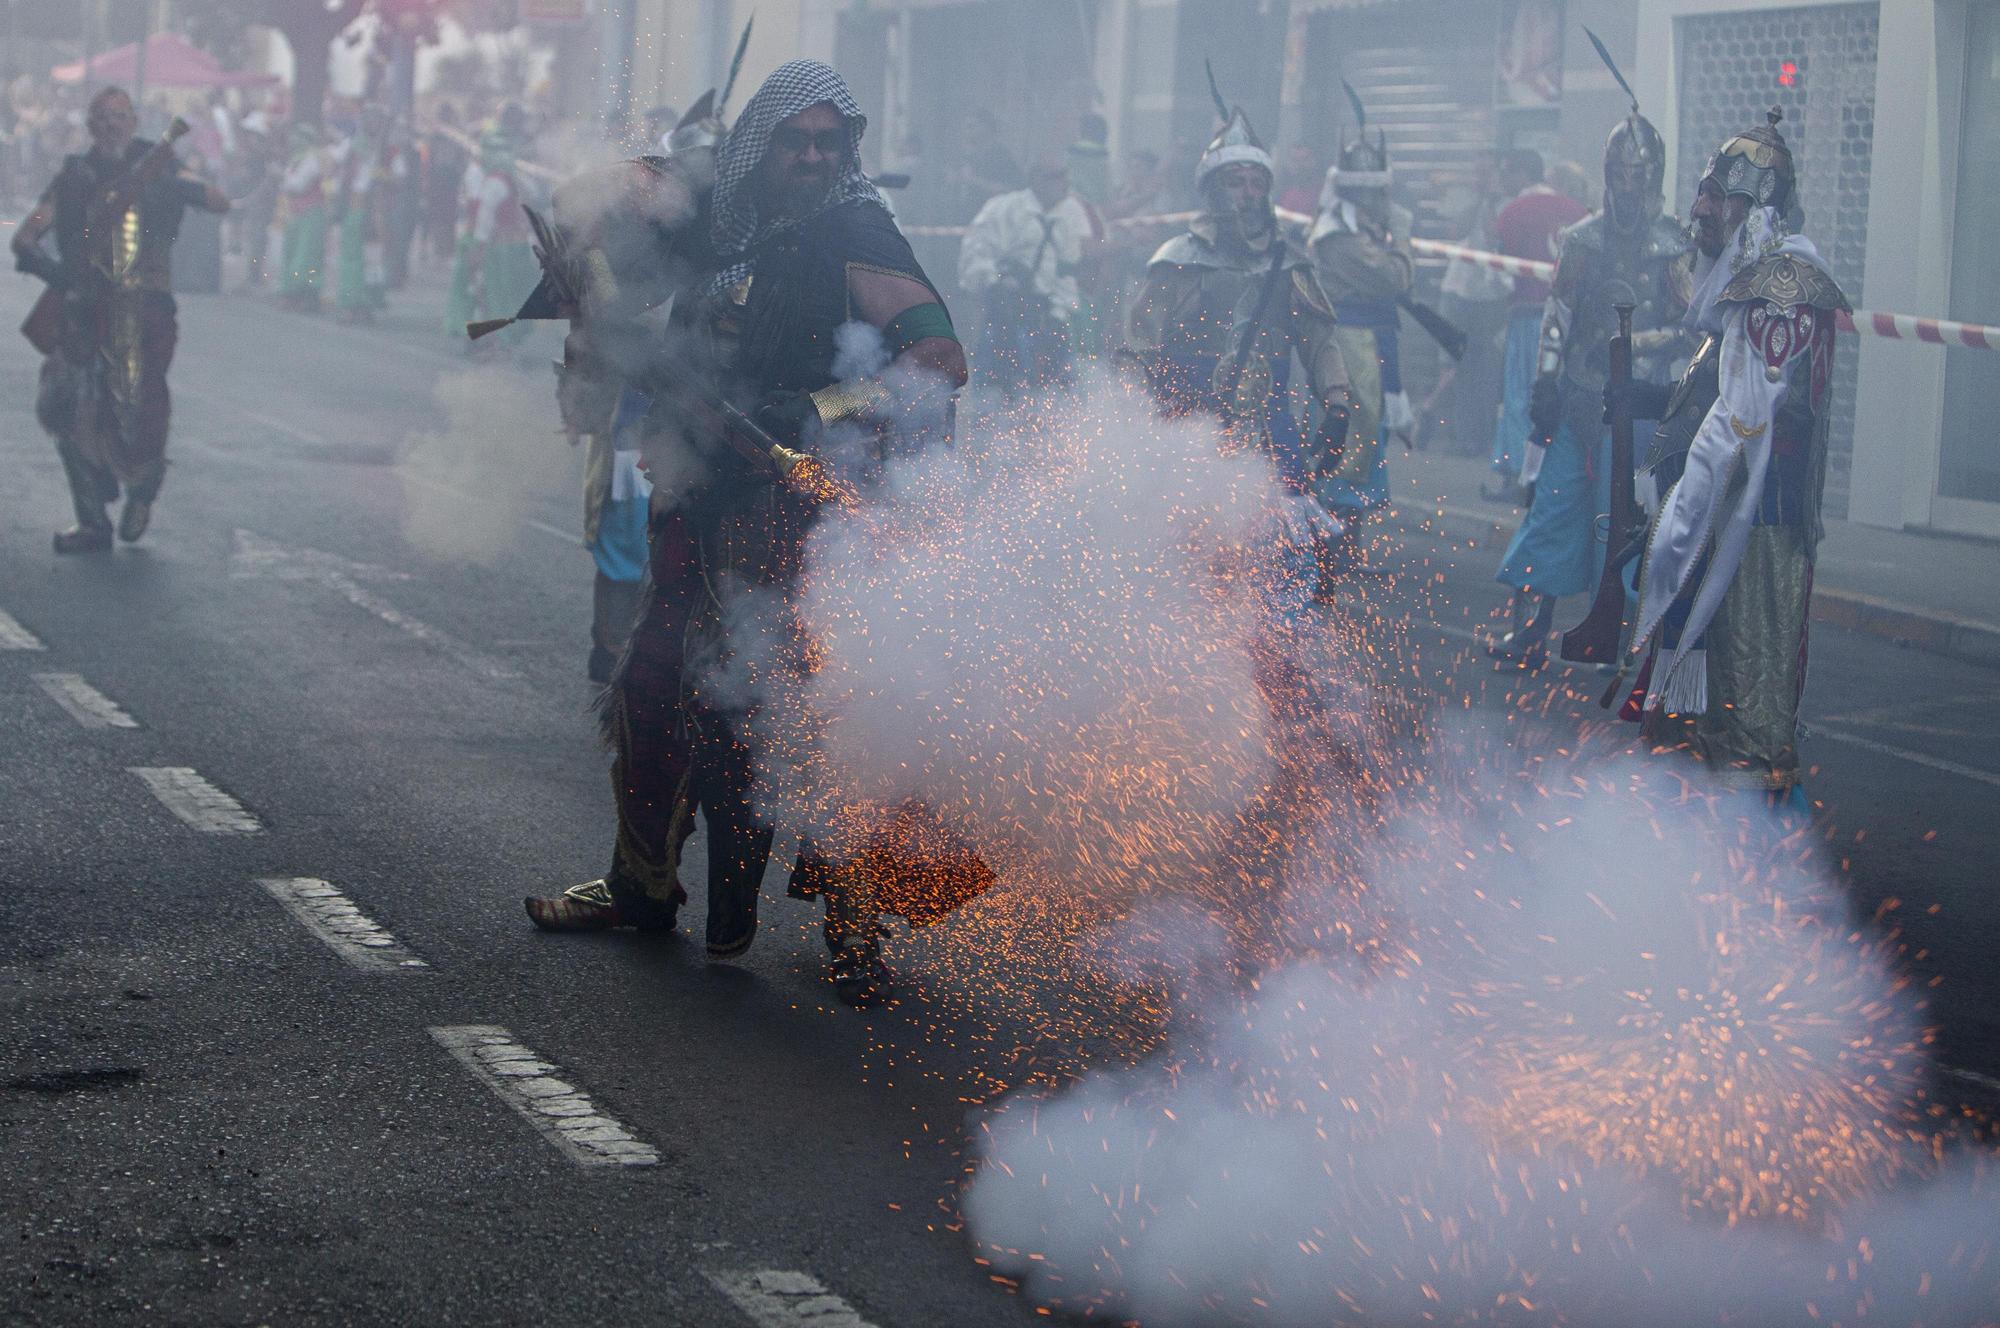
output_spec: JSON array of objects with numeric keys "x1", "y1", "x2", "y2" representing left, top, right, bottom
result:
[
  {"x1": 1584, "y1": 26, "x2": 1639, "y2": 113},
  {"x1": 1204, "y1": 59, "x2": 1230, "y2": 122},
  {"x1": 720, "y1": 14, "x2": 755, "y2": 114},
  {"x1": 1342, "y1": 79, "x2": 1368, "y2": 138}
]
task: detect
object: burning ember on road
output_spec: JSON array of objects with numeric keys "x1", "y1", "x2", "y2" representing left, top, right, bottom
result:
[{"x1": 731, "y1": 379, "x2": 1996, "y2": 1325}]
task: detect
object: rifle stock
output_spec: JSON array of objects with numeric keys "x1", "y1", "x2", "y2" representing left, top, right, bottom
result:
[
  {"x1": 90, "y1": 118, "x2": 192, "y2": 238},
  {"x1": 1398, "y1": 295, "x2": 1468, "y2": 362},
  {"x1": 1558, "y1": 303, "x2": 1637, "y2": 666}
]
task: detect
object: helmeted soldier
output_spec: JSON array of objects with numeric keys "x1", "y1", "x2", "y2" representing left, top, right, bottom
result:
[
  {"x1": 1489, "y1": 50, "x2": 1693, "y2": 665},
  {"x1": 1620, "y1": 107, "x2": 1848, "y2": 803},
  {"x1": 1125, "y1": 69, "x2": 1354, "y2": 617},
  {"x1": 1309, "y1": 81, "x2": 1416, "y2": 520}
]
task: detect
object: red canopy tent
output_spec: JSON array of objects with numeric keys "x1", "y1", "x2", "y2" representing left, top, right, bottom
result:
[{"x1": 51, "y1": 33, "x2": 280, "y2": 90}]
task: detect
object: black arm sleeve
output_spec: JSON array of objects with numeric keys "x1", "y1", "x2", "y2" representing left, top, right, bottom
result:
[{"x1": 836, "y1": 200, "x2": 946, "y2": 306}]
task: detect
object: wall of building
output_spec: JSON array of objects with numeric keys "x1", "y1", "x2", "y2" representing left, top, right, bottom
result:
[
  {"x1": 1637, "y1": 0, "x2": 1992, "y2": 537},
  {"x1": 625, "y1": 0, "x2": 807, "y2": 131}
]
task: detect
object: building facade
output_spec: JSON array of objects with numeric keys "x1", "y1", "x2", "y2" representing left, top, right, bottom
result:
[
  {"x1": 591, "y1": 0, "x2": 1997, "y2": 541},
  {"x1": 1637, "y1": 0, "x2": 1999, "y2": 538}
]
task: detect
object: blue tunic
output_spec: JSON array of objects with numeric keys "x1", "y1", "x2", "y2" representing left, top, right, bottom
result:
[{"x1": 590, "y1": 386, "x2": 655, "y2": 585}]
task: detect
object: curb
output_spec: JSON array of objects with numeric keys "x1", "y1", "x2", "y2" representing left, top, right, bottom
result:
[
  {"x1": 1807, "y1": 590, "x2": 2000, "y2": 669},
  {"x1": 1385, "y1": 500, "x2": 2000, "y2": 673}
]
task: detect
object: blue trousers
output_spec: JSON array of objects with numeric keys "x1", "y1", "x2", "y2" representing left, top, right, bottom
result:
[
  {"x1": 1495, "y1": 420, "x2": 1610, "y2": 599},
  {"x1": 1490, "y1": 307, "x2": 1541, "y2": 478}
]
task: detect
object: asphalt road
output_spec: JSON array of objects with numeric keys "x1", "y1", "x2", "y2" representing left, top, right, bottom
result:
[{"x1": 3, "y1": 277, "x2": 1997, "y2": 1326}]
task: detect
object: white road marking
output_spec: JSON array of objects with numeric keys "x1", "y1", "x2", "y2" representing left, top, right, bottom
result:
[
  {"x1": 231, "y1": 529, "x2": 518, "y2": 680},
  {"x1": 1817, "y1": 692, "x2": 1993, "y2": 728},
  {"x1": 1943, "y1": 1064, "x2": 2000, "y2": 1095},
  {"x1": 706, "y1": 1269, "x2": 878, "y2": 1328},
  {"x1": 523, "y1": 515, "x2": 583, "y2": 545},
  {"x1": 128, "y1": 767, "x2": 262, "y2": 833},
  {"x1": 1809, "y1": 724, "x2": 2000, "y2": 791},
  {"x1": 429, "y1": 1025, "x2": 659, "y2": 1167},
  {"x1": 33, "y1": 672, "x2": 138, "y2": 729},
  {"x1": 0, "y1": 609, "x2": 45, "y2": 651},
  {"x1": 399, "y1": 470, "x2": 582, "y2": 546},
  {"x1": 258, "y1": 877, "x2": 427, "y2": 972}
]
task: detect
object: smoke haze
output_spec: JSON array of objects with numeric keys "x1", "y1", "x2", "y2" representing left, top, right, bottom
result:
[{"x1": 696, "y1": 364, "x2": 1996, "y2": 1325}]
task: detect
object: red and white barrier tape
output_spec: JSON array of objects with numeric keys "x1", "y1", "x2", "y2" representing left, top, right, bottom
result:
[
  {"x1": 1836, "y1": 309, "x2": 2000, "y2": 350},
  {"x1": 1406, "y1": 235, "x2": 1554, "y2": 282},
  {"x1": 906, "y1": 206, "x2": 2000, "y2": 350}
]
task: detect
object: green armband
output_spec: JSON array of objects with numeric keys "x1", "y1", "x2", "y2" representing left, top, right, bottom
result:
[{"x1": 882, "y1": 301, "x2": 957, "y2": 354}]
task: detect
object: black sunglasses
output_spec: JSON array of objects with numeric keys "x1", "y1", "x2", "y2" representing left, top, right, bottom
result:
[{"x1": 770, "y1": 126, "x2": 846, "y2": 156}]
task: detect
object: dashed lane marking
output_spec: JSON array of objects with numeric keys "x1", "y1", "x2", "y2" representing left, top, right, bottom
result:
[
  {"x1": 706, "y1": 1269, "x2": 879, "y2": 1328},
  {"x1": 0, "y1": 609, "x2": 45, "y2": 651},
  {"x1": 398, "y1": 470, "x2": 583, "y2": 546},
  {"x1": 258, "y1": 878, "x2": 428, "y2": 972},
  {"x1": 428, "y1": 1025, "x2": 659, "y2": 1167},
  {"x1": 230, "y1": 529, "x2": 519, "y2": 681},
  {"x1": 128, "y1": 767, "x2": 262, "y2": 833},
  {"x1": 32, "y1": 672, "x2": 138, "y2": 729}
]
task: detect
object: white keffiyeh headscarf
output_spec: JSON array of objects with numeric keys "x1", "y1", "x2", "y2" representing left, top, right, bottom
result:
[{"x1": 705, "y1": 59, "x2": 884, "y2": 296}]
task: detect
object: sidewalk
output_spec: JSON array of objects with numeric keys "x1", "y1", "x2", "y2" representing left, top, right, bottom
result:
[{"x1": 1385, "y1": 450, "x2": 2000, "y2": 670}]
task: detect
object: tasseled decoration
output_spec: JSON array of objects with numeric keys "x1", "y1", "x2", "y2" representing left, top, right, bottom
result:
[{"x1": 1652, "y1": 647, "x2": 1709, "y2": 715}]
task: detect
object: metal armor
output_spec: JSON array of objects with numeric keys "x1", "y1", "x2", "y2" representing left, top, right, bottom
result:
[
  {"x1": 1553, "y1": 214, "x2": 1689, "y2": 395},
  {"x1": 1139, "y1": 226, "x2": 1323, "y2": 411},
  {"x1": 1544, "y1": 212, "x2": 1690, "y2": 439},
  {"x1": 1645, "y1": 252, "x2": 1846, "y2": 544}
]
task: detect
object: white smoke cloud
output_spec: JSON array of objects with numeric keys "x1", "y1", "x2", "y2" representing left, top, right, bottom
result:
[
  {"x1": 398, "y1": 364, "x2": 574, "y2": 565},
  {"x1": 731, "y1": 374, "x2": 1367, "y2": 901},
  {"x1": 962, "y1": 747, "x2": 1994, "y2": 1326},
  {"x1": 690, "y1": 363, "x2": 1994, "y2": 1323}
]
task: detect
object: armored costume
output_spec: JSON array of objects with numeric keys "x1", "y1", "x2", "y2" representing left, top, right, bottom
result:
[
  {"x1": 1490, "y1": 101, "x2": 1692, "y2": 662},
  {"x1": 1309, "y1": 86, "x2": 1415, "y2": 515},
  {"x1": 527, "y1": 61, "x2": 973, "y2": 1007},
  {"x1": 12, "y1": 93, "x2": 227, "y2": 552},
  {"x1": 1624, "y1": 109, "x2": 1847, "y2": 797},
  {"x1": 1126, "y1": 99, "x2": 1353, "y2": 557},
  {"x1": 1490, "y1": 163, "x2": 1589, "y2": 483}
]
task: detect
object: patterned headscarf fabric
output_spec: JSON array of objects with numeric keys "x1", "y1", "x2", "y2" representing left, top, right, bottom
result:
[{"x1": 706, "y1": 59, "x2": 883, "y2": 295}]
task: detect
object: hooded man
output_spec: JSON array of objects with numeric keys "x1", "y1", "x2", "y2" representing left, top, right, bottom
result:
[
  {"x1": 527, "y1": 61, "x2": 970, "y2": 1009},
  {"x1": 1487, "y1": 102, "x2": 1692, "y2": 665},
  {"x1": 1619, "y1": 108, "x2": 1847, "y2": 804},
  {"x1": 10, "y1": 86, "x2": 229, "y2": 552}
]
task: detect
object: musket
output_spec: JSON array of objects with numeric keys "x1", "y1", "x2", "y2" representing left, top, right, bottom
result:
[
  {"x1": 1398, "y1": 294, "x2": 1467, "y2": 361},
  {"x1": 1559, "y1": 302, "x2": 1638, "y2": 666},
  {"x1": 20, "y1": 118, "x2": 192, "y2": 354},
  {"x1": 704, "y1": 390, "x2": 860, "y2": 511},
  {"x1": 87, "y1": 117, "x2": 194, "y2": 260}
]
